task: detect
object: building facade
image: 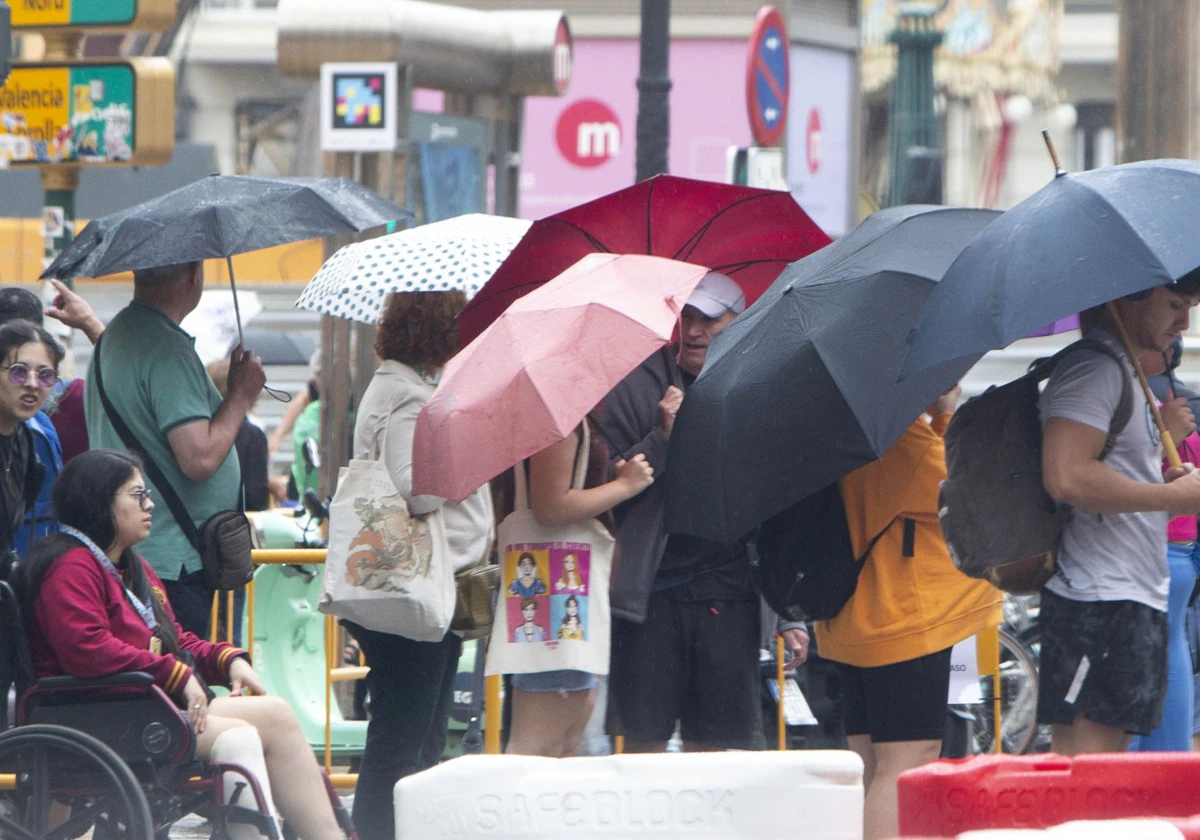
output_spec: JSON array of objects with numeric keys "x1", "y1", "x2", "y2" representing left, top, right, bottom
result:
[{"x1": 185, "y1": 0, "x2": 861, "y2": 233}]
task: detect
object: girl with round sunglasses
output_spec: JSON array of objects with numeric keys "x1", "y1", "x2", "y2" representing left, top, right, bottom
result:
[{"x1": 0, "y1": 319, "x2": 62, "y2": 571}]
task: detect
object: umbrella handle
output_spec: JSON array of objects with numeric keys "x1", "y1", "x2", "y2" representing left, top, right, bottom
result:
[
  {"x1": 1105, "y1": 302, "x2": 1184, "y2": 469},
  {"x1": 1041, "y1": 130, "x2": 1067, "y2": 179}
]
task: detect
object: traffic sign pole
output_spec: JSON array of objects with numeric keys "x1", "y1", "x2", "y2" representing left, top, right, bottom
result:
[
  {"x1": 38, "y1": 32, "x2": 82, "y2": 290},
  {"x1": 0, "y1": 2, "x2": 11, "y2": 86},
  {"x1": 42, "y1": 166, "x2": 76, "y2": 279}
]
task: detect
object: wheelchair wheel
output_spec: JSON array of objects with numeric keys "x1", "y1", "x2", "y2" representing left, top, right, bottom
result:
[{"x1": 0, "y1": 724, "x2": 153, "y2": 840}]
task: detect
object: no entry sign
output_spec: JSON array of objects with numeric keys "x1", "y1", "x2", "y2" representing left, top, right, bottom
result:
[{"x1": 745, "y1": 6, "x2": 789, "y2": 147}]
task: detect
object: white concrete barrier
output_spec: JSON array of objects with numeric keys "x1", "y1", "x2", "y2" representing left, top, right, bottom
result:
[{"x1": 395, "y1": 751, "x2": 864, "y2": 839}]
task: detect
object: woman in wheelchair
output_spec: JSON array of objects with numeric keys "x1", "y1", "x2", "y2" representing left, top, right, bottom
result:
[{"x1": 13, "y1": 450, "x2": 345, "y2": 840}]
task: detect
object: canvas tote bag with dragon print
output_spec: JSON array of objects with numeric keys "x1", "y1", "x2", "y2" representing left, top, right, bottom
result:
[{"x1": 319, "y1": 435, "x2": 454, "y2": 642}]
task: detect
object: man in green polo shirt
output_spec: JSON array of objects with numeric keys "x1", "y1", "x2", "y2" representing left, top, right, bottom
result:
[{"x1": 85, "y1": 261, "x2": 266, "y2": 637}]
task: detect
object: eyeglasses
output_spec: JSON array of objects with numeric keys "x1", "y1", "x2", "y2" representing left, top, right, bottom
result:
[
  {"x1": 1, "y1": 364, "x2": 57, "y2": 390},
  {"x1": 128, "y1": 488, "x2": 153, "y2": 511}
]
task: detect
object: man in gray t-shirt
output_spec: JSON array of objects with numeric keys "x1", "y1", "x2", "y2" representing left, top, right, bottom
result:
[
  {"x1": 1039, "y1": 277, "x2": 1200, "y2": 755},
  {"x1": 1041, "y1": 330, "x2": 1170, "y2": 611}
]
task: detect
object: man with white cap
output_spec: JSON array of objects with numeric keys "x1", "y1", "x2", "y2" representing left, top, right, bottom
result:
[{"x1": 601, "y1": 271, "x2": 807, "y2": 751}]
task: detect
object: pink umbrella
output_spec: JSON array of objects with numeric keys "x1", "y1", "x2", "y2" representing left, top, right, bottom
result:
[{"x1": 412, "y1": 253, "x2": 710, "y2": 502}]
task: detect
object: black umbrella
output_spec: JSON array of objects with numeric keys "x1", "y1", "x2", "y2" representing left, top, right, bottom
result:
[
  {"x1": 42, "y1": 174, "x2": 409, "y2": 342},
  {"x1": 664, "y1": 205, "x2": 1000, "y2": 544},
  {"x1": 241, "y1": 330, "x2": 317, "y2": 367},
  {"x1": 900, "y1": 158, "x2": 1200, "y2": 379}
]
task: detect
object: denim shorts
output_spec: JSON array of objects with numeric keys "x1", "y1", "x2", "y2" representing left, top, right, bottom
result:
[{"x1": 511, "y1": 669, "x2": 599, "y2": 694}]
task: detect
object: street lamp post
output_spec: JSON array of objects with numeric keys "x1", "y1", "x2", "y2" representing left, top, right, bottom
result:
[
  {"x1": 886, "y1": 3, "x2": 942, "y2": 206},
  {"x1": 0, "y1": 2, "x2": 10, "y2": 85},
  {"x1": 635, "y1": 0, "x2": 671, "y2": 182}
]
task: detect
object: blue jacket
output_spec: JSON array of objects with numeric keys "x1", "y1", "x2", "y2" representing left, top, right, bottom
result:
[{"x1": 14, "y1": 412, "x2": 62, "y2": 556}]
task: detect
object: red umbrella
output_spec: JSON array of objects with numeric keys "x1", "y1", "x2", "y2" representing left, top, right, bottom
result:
[{"x1": 457, "y1": 174, "x2": 830, "y2": 344}]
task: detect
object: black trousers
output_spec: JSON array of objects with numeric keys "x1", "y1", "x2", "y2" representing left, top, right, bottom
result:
[
  {"x1": 343, "y1": 622, "x2": 462, "y2": 840},
  {"x1": 161, "y1": 567, "x2": 215, "y2": 640}
]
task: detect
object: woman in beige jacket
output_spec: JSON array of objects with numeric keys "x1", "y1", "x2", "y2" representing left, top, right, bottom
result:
[{"x1": 346, "y1": 291, "x2": 495, "y2": 840}]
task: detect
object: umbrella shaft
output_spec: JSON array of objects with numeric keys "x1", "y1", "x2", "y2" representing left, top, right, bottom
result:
[
  {"x1": 227, "y1": 255, "x2": 245, "y2": 348},
  {"x1": 1104, "y1": 301, "x2": 1183, "y2": 468}
]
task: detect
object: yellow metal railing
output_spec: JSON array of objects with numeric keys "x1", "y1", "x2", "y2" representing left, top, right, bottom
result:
[
  {"x1": 775, "y1": 635, "x2": 787, "y2": 751},
  {"x1": 207, "y1": 549, "x2": 1006, "y2": 772},
  {"x1": 208, "y1": 548, "x2": 504, "y2": 791},
  {"x1": 977, "y1": 625, "x2": 1003, "y2": 753}
]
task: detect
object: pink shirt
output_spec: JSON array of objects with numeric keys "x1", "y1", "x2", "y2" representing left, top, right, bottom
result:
[{"x1": 1168, "y1": 431, "x2": 1200, "y2": 542}]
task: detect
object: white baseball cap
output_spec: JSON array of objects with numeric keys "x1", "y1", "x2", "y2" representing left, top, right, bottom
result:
[{"x1": 685, "y1": 271, "x2": 746, "y2": 318}]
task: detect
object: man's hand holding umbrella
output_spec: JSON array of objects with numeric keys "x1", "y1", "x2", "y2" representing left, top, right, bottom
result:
[
  {"x1": 226, "y1": 344, "x2": 267, "y2": 409},
  {"x1": 1159, "y1": 394, "x2": 1196, "y2": 447}
]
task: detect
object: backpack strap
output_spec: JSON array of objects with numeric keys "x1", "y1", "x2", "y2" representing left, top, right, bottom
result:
[
  {"x1": 855, "y1": 516, "x2": 897, "y2": 567},
  {"x1": 1029, "y1": 337, "x2": 1134, "y2": 462}
]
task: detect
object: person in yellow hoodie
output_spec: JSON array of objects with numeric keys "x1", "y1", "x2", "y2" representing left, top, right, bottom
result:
[{"x1": 815, "y1": 384, "x2": 1002, "y2": 840}]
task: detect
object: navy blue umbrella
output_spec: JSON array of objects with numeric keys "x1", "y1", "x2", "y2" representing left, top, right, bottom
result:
[
  {"x1": 664, "y1": 205, "x2": 1000, "y2": 544},
  {"x1": 900, "y1": 158, "x2": 1200, "y2": 379}
]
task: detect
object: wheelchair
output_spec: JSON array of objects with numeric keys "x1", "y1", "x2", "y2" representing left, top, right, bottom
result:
[{"x1": 0, "y1": 582, "x2": 356, "y2": 840}]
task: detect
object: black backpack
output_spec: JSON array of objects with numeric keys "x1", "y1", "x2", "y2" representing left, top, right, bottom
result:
[
  {"x1": 752, "y1": 483, "x2": 895, "y2": 622},
  {"x1": 939, "y1": 338, "x2": 1132, "y2": 593}
]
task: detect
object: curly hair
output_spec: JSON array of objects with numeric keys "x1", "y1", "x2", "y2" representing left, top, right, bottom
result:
[{"x1": 374, "y1": 291, "x2": 467, "y2": 370}]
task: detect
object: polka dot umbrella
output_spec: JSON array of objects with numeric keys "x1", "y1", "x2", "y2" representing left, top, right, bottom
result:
[{"x1": 296, "y1": 214, "x2": 532, "y2": 324}]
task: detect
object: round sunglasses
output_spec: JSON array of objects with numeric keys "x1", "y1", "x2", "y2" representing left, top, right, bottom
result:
[
  {"x1": 1, "y1": 364, "x2": 58, "y2": 390},
  {"x1": 127, "y1": 488, "x2": 153, "y2": 511}
]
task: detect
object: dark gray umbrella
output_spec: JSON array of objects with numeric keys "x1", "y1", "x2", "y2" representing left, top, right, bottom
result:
[
  {"x1": 664, "y1": 205, "x2": 1000, "y2": 544},
  {"x1": 42, "y1": 175, "x2": 409, "y2": 342},
  {"x1": 242, "y1": 330, "x2": 317, "y2": 367},
  {"x1": 900, "y1": 158, "x2": 1200, "y2": 378}
]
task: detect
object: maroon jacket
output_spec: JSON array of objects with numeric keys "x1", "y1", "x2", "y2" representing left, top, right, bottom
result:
[
  {"x1": 28, "y1": 546, "x2": 247, "y2": 699},
  {"x1": 50, "y1": 378, "x2": 89, "y2": 465}
]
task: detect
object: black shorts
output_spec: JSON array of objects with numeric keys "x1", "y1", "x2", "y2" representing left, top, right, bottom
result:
[
  {"x1": 607, "y1": 592, "x2": 763, "y2": 749},
  {"x1": 834, "y1": 647, "x2": 953, "y2": 743},
  {"x1": 1037, "y1": 588, "x2": 1168, "y2": 736}
]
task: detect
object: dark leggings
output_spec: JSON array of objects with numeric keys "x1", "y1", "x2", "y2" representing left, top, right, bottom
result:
[{"x1": 342, "y1": 622, "x2": 461, "y2": 840}]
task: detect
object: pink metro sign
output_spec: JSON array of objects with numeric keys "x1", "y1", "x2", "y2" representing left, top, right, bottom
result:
[{"x1": 555, "y1": 98, "x2": 622, "y2": 168}]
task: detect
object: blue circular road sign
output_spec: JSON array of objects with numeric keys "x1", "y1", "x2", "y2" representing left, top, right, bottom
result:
[{"x1": 746, "y1": 7, "x2": 790, "y2": 147}]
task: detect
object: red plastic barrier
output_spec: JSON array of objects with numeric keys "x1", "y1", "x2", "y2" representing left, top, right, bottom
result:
[
  {"x1": 897, "y1": 753, "x2": 1200, "y2": 836},
  {"x1": 890, "y1": 818, "x2": 1200, "y2": 838},
  {"x1": 891, "y1": 815, "x2": 1200, "y2": 839}
]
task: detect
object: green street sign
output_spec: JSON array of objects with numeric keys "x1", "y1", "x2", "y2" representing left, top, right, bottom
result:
[
  {"x1": 10, "y1": 0, "x2": 174, "y2": 31},
  {"x1": 0, "y1": 59, "x2": 175, "y2": 167}
]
